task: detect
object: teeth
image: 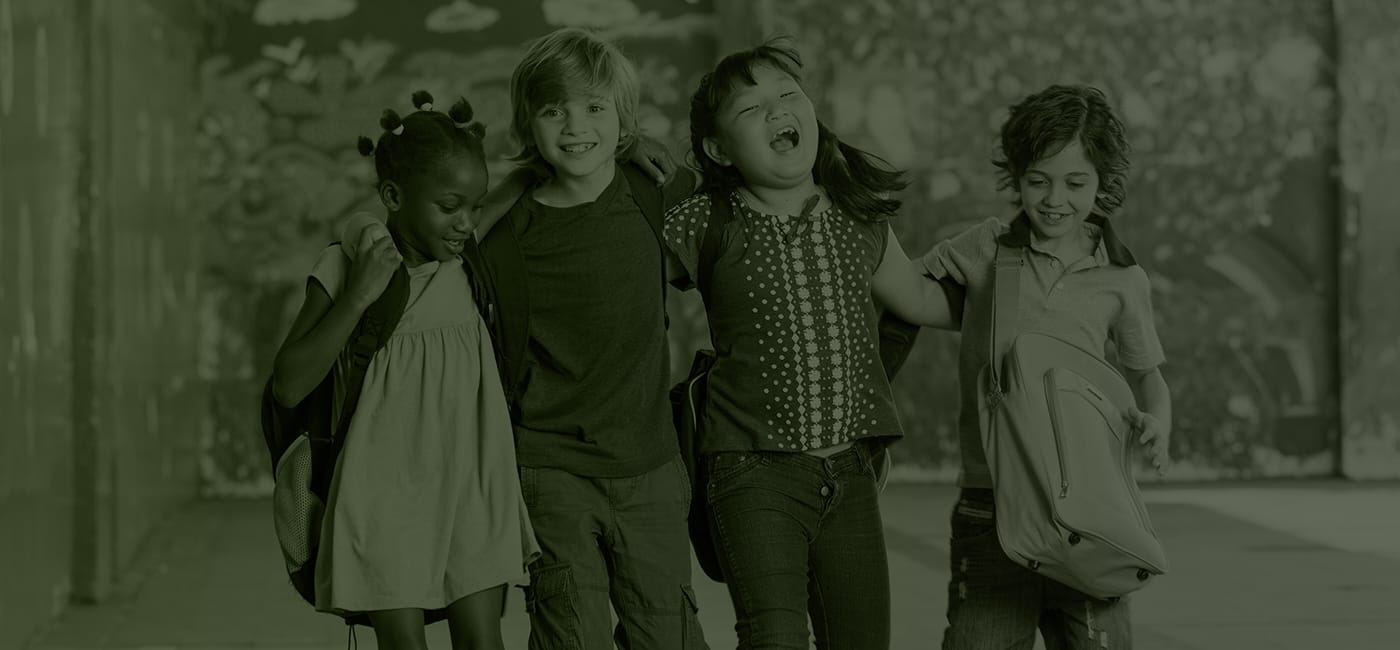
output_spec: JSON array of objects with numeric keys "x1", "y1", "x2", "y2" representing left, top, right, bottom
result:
[{"x1": 561, "y1": 143, "x2": 595, "y2": 154}]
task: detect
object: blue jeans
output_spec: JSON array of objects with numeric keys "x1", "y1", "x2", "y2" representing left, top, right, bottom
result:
[
  {"x1": 706, "y1": 441, "x2": 890, "y2": 650},
  {"x1": 941, "y1": 488, "x2": 1133, "y2": 650},
  {"x1": 518, "y1": 453, "x2": 708, "y2": 650}
]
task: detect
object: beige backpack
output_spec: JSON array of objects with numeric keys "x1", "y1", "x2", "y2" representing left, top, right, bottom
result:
[{"x1": 978, "y1": 243, "x2": 1168, "y2": 599}]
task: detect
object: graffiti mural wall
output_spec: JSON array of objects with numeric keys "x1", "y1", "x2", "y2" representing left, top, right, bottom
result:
[
  {"x1": 197, "y1": 0, "x2": 1400, "y2": 492},
  {"x1": 729, "y1": 0, "x2": 1346, "y2": 480},
  {"x1": 197, "y1": 0, "x2": 716, "y2": 494}
]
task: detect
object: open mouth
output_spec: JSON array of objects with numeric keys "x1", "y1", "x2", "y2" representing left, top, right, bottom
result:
[
  {"x1": 443, "y1": 238, "x2": 466, "y2": 254},
  {"x1": 560, "y1": 142, "x2": 597, "y2": 155},
  {"x1": 769, "y1": 126, "x2": 799, "y2": 152},
  {"x1": 1039, "y1": 211, "x2": 1073, "y2": 225}
]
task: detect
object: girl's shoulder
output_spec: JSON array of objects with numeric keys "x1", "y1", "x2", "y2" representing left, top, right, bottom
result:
[
  {"x1": 664, "y1": 191, "x2": 724, "y2": 232},
  {"x1": 669, "y1": 190, "x2": 718, "y2": 214},
  {"x1": 309, "y1": 243, "x2": 351, "y2": 300}
]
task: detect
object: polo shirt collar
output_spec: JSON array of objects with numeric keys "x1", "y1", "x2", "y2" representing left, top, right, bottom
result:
[{"x1": 998, "y1": 211, "x2": 1138, "y2": 267}]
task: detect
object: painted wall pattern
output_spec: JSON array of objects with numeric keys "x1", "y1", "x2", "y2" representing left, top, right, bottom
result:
[
  {"x1": 737, "y1": 0, "x2": 1346, "y2": 480},
  {"x1": 197, "y1": 0, "x2": 1400, "y2": 491},
  {"x1": 196, "y1": 0, "x2": 716, "y2": 494}
]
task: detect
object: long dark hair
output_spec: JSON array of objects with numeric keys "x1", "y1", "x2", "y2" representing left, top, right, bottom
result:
[{"x1": 688, "y1": 39, "x2": 907, "y2": 221}]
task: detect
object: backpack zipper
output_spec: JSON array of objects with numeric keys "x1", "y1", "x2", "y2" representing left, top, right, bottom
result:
[
  {"x1": 687, "y1": 371, "x2": 708, "y2": 431},
  {"x1": 1043, "y1": 373, "x2": 1071, "y2": 499}
]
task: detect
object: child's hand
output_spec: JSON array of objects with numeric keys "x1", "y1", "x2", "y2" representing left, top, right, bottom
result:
[
  {"x1": 1125, "y1": 405, "x2": 1171, "y2": 476},
  {"x1": 345, "y1": 237, "x2": 401, "y2": 309},
  {"x1": 341, "y1": 212, "x2": 391, "y2": 262},
  {"x1": 629, "y1": 134, "x2": 677, "y2": 185}
]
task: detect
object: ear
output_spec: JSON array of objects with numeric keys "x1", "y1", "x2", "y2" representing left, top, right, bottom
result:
[
  {"x1": 1091, "y1": 191, "x2": 1108, "y2": 215},
  {"x1": 379, "y1": 180, "x2": 403, "y2": 211},
  {"x1": 702, "y1": 136, "x2": 732, "y2": 167}
]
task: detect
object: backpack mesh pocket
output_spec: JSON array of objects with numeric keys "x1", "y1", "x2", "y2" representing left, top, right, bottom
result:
[{"x1": 272, "y1": 435, "x2": 324, "y2": 584}]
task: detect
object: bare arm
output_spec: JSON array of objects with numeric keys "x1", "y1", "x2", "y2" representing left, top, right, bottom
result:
[
  {"x1": 1125, "y1": 366, "x2": 1173, "y2": 475},
  {"x1": 870, "y1": 226, "x2": 958, "y2": 329},
  {"x1": 271, "y1": 239, "x2": 401, "y2": 406},
  {"x1": 473, "y1": 166, "x2": 535, "y2": 241}
]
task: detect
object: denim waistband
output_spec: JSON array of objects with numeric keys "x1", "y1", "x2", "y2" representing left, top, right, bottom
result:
[{"x1": 769, "y1": 439, "x2": 876, "y2": 478}]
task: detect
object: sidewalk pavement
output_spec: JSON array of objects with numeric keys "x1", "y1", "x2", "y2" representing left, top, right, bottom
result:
[{"x1": 25, "y1": 482, "x2": 1400, "y2": 650}]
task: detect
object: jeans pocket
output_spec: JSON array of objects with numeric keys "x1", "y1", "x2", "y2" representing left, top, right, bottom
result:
[
  {"x1": 679, "y1": 585, "x2": 706, "y2": 649},
  {"x1": 705, "y1": 452, "x2": 765, "y2": 489},
  {"x1": 949, "y1": 501, "x2": 998, "y2": 543}
]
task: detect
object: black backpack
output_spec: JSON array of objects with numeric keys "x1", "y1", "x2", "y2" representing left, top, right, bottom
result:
[
  {"x1": 259, "y1": 243, "x2": 491, "y2": 627},
  {"x1": 669, "y1": 190, "x2": 933, "y2": 583}
]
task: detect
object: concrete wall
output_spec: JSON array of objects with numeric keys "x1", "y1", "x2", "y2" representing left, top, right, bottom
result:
[
  {"x1": 0, "y1": 0, "x2": 81, "y2": 642},
  {"x1": 1334, "y1": 0, "x2": 1400, "y2": 478},
  {"x1": 0, "y1": 0, "x2": 204, "y2": 646}
]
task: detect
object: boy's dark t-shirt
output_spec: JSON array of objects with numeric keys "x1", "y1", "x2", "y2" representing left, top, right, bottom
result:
[{"x1": 508, "y1": 163, "x2": 695, "y2": 477}]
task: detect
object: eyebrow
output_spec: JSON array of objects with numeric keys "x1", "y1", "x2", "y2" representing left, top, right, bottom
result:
[{"x1": 1025, "y1": 169, "x2": 1092, "y2": 177}]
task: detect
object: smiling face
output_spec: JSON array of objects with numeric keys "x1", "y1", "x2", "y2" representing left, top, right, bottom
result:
[
  {"x1": 1018, "y1": 138, "x2": 1100, "y2": 249},
  {"x1": 387, "y1": 153, "x2": 488, "y2": 264},
  {"x1": 530, "y1": 90, "x2": 621, "y2": 184},
  {"x1": 703, "y1": 64, "x2": 819, "y2": 192}
]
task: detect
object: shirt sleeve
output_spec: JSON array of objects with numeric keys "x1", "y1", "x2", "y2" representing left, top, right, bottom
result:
[
  {"x1": 662, "y1": 193, "x2": 715, "y2": 290},
  {"x1": 1111, "y1": 265, "x2": 1167, "y2": 370},
  {"x1": 917, "y1": 216, "x2": 1003, "y2": 286},
  {"x1": 309, "y1": 244, "x2": 349, "y2": 302}
]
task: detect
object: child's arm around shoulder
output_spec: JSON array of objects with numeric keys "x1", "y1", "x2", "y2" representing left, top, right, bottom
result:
[
  {"x1": 871, "y1": 215, "x2": 1005, "y2": 329},
  {"x1": 271, "y1": 238, "x2": 401, "y2": 407},
  {"x1": 473, "y1": 166, "x2": 535, "y2": 241},
  {"x1": 871, "y1": 226, "x2": 960, "y2": 329},
  {"x1": 916, "y1": 215, "x2": 1005, "y2": 287}
]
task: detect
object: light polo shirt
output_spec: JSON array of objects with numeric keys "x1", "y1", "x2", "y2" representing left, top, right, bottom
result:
[{"x1": 920, "y1": 213, "x2": 1166, "y2": 489}]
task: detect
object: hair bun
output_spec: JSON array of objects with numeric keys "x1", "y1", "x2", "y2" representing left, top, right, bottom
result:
[
  {"x1": 411, "y1": 90, "x2": 434, "y2": 112},
  {"x1": 379, "y1": 108, "x2": 403, "y2": 135},
  {"x1": 448, "y1": 97, "x2": 474, "y2": 125}
]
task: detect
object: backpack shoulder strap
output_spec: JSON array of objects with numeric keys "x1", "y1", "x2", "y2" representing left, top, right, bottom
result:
[
  {"x1": 696, "y1": 189, "x2": 733, "y2": 302},
  {"x1": 620, "y1": 162, "x2": 676, "y2": 329},
  {"x1": 620, "y1": 163, "x2": 666, "y2": 242},
  {"x1": 312, "y1": 245, "x2": 410, "y2": 498},
  {"x1": 988, "y1": 242, "x2": 1022, "y2": 390},
  {"x1": 475, "y1": 213, "x2": 531, "y2": 416}
]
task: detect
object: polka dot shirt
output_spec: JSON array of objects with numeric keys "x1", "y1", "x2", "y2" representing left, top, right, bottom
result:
[{"x1": 664, "y1": 190, "x2": 904, "y2": 454}]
